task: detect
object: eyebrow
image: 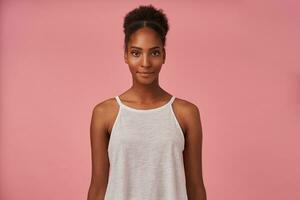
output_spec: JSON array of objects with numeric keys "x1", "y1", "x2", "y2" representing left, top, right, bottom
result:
[{"x1": 130, "y1": 46, "x2": 160, "y2": 50}]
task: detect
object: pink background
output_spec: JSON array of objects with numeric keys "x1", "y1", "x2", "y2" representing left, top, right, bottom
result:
[{"x1": 1, "y1": 0, "x2": 299, "y2": 199}]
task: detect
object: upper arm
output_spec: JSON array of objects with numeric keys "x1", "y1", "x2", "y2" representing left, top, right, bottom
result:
[
  {"x1": 89, "y1": 103, "x2": 110, "y2": 191},
  {"x1": 182, "y1": 103, "x2": 205, "y2": 189}
]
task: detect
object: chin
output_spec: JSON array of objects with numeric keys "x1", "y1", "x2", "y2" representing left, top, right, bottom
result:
[
  {"x1": 138, "y1": 78, "x2": 155, "y2": 84},
  {"x1": 134, "y1": 76, "x2": 155, "y2": 84}
]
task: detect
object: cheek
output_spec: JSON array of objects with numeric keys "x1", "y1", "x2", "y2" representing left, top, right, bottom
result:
[
  {"x1": 127, "y1": 62, "x2": 139, "y2": 74},
  {"x1": 127, "y1": 61, "x2": 140, "y2": 74},
  {"x1": 126, "y1": 54, "x2": 141, "y2": 65},
  {"x1": 153, "y1": 58, "x2": 164, "y2": 65},
  {"x1": 154, "y1": 65, "x2": 163, "y2": 73},
  {"x1": 128, "y1": 58, "x2": 140, "y2": 66}
]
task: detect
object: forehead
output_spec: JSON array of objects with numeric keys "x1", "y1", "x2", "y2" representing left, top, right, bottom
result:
[{"x1": 128, "y1": 27, "x2": 163, "y2": 49}]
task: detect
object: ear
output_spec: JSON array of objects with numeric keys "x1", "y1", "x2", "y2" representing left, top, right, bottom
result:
[
  {"x1": 124, "y1": 49, "x2": 128, "y2": 64},
  {"x1": 162, "y1": 48, "x2": 166, "y2": 64}
]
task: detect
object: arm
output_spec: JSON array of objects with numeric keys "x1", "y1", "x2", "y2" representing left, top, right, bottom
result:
[
  {"x1": 87, "y1": 104, "x2": 110, "y2": 200},
  {"x1": 183, "y1": 104, "x2": 207, "y2": 200}
]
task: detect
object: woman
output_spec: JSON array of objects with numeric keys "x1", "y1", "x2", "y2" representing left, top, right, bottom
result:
[{"x1": 87, "y1": 4, "x2": 207, "y2": 200}]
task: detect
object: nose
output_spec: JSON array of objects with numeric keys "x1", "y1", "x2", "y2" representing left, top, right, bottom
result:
[{"x1": 142, "y1": 53, "x2": 151, "y2": 67}]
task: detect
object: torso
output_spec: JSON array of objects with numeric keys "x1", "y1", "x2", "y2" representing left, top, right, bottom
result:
[{"x1": 102, "y1": 94, "x2": 192, "y2": 200}]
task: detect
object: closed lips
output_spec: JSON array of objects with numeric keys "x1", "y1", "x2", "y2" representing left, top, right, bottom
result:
[{"x1": 138, "y1": 72, "x2": 154, "y2": 74}]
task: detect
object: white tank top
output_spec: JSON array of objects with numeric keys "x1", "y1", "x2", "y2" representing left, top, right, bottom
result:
[{"x1": 104, "y1": 95, "x2": 188, "y2": 200}]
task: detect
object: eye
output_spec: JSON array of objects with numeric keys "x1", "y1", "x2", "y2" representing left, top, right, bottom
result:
[
  {"x1": 152, "y1": 50, "x2": 161, "y2": 56},
  {"x1": 130, "y1": 51, "x2": 140, "y2": 57}
]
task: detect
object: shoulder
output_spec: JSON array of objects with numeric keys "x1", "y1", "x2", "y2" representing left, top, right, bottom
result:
[
  {"x1": 173, "y1": 97, "x2": 202, "y2": 133},
  {"x1": 93, "y1": 97, "x2": 117, "y2": 113},
  {"x1": 173, "y1": 97, "x2": 200, "y2": 115},
  {"x1": 91, "y1": 97, "x2": 119, "y2": 132}
]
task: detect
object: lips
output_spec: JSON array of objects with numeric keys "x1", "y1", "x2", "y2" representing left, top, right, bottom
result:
[
  {"x1": 137, "y1": 71, "x2": 154, "y2": 74},
  {"x1": 137, "y1": 71, "x2": 154, "y2": 78}
]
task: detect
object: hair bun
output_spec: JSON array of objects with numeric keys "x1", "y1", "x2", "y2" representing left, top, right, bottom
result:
[{"x1": 123, "y1": 4, "x2": 169, "y2": 50}]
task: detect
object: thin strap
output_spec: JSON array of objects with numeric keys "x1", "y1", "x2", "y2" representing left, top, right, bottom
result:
[
  {"x1": 169, "y1": 96, "x2": 176, "y2": 105},
  {"x1": 115, "y1": 96, "x2": 122, "y2": 106}
]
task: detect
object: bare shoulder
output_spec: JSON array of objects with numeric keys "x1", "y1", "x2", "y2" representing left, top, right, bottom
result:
[
  {"x1": 172, "y1": 97, "x2": 202, "y2": 135},
  {"x1": 91, "y1": 97, "x2": 119, "y2": 135},
  {"x1": 93, "y1": 97, "x2": 116, "y2": 113},
  {"x1": 173, "y1": 97, "x2": 200, "y2": 114}
]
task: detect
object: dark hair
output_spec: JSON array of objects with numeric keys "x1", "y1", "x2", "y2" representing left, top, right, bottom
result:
[{"x1": 123, "y1": 4, "x2": 169, "y2": 52}]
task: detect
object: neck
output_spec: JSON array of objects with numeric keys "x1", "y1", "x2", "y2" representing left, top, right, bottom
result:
[{"x1": 128, "y1": 78, "x2": 168, "y2": 102}]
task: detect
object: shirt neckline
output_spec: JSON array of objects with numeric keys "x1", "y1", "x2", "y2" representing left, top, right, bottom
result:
[{"x1": 116, "y1": 95, "x2": 175, "y2": 113}]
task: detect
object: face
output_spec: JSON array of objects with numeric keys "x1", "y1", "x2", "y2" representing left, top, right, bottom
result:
[{"x1": 124, "y1": 27, "x2": 166, "y2": 84}]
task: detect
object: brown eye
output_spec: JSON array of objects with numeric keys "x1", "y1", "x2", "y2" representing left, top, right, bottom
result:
[
  {"x1": 152, "y1": 50, "x2": 160, "y2": 56},
  {"x1": 131, "y1": 51, "x2": 140, "y2": 57}
]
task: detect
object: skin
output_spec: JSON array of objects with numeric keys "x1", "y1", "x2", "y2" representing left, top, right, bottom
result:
[{"x1": 87, "y1": 27, "x2": 207, "y2": 200}]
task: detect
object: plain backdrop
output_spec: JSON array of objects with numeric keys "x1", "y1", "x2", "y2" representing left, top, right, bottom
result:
[{"x1": 1, "y1": 0, "x2": 299, "y2": 199}]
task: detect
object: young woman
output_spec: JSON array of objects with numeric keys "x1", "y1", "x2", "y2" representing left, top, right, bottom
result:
[{"x1": 87, "y1": 5, "x2": 207, "y2": 200}]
